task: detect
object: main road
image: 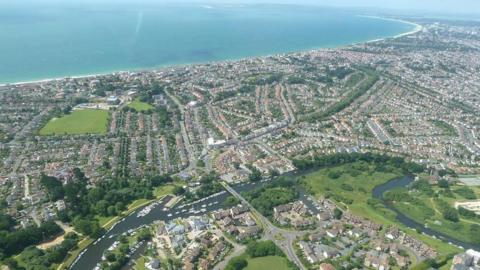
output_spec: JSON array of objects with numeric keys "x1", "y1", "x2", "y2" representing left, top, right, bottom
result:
[{"x1": 221, "y1": 182, "x2": 307, "y2": 270}]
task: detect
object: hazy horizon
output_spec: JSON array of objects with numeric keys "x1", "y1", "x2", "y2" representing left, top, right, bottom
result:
[{"x1": 4, "y1": 0, "x2": 480, "y2": 17}]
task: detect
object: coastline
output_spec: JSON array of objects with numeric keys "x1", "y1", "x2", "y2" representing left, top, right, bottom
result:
[
  {"x1": 361, "y1": 15, "x2": 423, "y2": 41},
  {"x1": 0, "y1": 16, "x2": 421, "y2": 88}
]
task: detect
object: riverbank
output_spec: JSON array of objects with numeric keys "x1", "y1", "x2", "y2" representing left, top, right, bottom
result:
[
  {"x1": 299, "y1": 163, "x2": 463, "y2": 255},
  {"x1": 57, "y1": 193, "x2": 175, "y2": 270}
]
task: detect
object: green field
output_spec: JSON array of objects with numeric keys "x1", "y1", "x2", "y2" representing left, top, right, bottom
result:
[
  {"x1": 40, "y1": 109, "x2": 109, "y2": 135},
  {"x1": 388, "y1": 182, "x2": 480, "y2": 245},
  {"x1": 300, "y1": 162, "x2": 461, "y2": 255},
  {"x1": 301, "y1": 162, "x2": 404, "y2": 228},
  {"x1": 127, "y1": 98, "x2": 154, "y2": 112},
  {"x1": 301, "y1": 161, "x2": 400, "y2": 206},
  {"x1": 245, "y1": 256, "x2": 291, "y2": 270}
]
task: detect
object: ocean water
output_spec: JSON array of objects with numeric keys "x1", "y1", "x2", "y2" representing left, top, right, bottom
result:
[{"x1": 0, "y1": 2, "x2": 414, "y2": 84}]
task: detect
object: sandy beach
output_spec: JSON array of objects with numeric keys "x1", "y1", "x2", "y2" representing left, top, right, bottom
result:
[{"x1": 358, "y1": 15, "x2": 423, "y2": 43}]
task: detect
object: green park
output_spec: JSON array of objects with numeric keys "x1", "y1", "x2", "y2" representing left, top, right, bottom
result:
[
  {"x1": 127, "y1": 98, "x2": 154, "y2": 112},
  {"x1": 39, "y1": 109, "x2": 109, "y2": 135}
]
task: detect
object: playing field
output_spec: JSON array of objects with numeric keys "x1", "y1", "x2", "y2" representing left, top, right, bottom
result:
[
  {"x1": 127, "y1": 98, "x2": 154, "y2": 112},
  {"x1": 245, "y1": 256, "x2": 291, "y2": 270},
  {"x1": 39, "y1": 109, "x2": 109, "y2": 135}
]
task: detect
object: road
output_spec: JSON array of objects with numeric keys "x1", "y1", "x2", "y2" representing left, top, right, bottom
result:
[
  {"x1": 165, "y1": 90, "x2": 197, "y2": 171},
  {"x1": 213, "y1": 234, "x2": 246, "y2": 270},
  {"x1": 222, "y1": 182, "x2": 307, "y2": 270}
]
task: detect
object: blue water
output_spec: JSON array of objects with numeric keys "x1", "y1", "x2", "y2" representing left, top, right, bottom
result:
[{"x1": 0, "y1": 2, "x2": 414, "y2": 84}]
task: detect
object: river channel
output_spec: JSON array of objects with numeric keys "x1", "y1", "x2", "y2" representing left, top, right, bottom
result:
[
  {"x1": 372, "y1": 175, "x2": 478, "y2": 250},
  {"x1": 71, "y1": 173, "x2": 477, "y2": 270}
]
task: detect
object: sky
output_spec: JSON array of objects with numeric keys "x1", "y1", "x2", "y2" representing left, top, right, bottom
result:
[
  {"x1": 213, "y1": 0, "x2": 480, "y2": 15},
  {"x1": 314, "y1": 0, "x2": 480, "y2": 15},
  {"x1": 6, "y1": 0, "x2": 480, "y2": 16}
]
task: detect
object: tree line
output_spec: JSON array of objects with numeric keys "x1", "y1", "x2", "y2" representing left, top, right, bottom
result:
[
  {"x1": 293, "y1": 152, "x2": 425, "y2": 174},
  {"x1": 38, "y1": 168, "x2": 174, "y2": 239}
]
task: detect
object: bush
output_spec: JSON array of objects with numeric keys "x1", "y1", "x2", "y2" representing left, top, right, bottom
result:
[
  {"x1": 246, "y1": 241, "x2": 284, "y2": 258},
  {"x1": 435, "y1": 199, "x2": 459, "y2": 222},
  {"x1": 341, "y1": 183, "x2": 354, "y2": 191},
  {"x1": 226, "y1": 256, "x2": 248, "y2": 270},
  {"x1": 438, "y1": 179, "x2": 449, "y2": 189},
  {"x1": 327, "y1": 170, "x2": 343, "y2": 179},
  {"x1": 458, "y1": 207, "x2": 478, "y2": 218},
  {"x1": 334, "y1": 208, "x2": 343, "y2": 220},
  {"x1": 443, "y1": 208, "x2": 459, "y2": 222},
  {"x1": 454, "y1": 187, "x2": 477, "y2": 200}
]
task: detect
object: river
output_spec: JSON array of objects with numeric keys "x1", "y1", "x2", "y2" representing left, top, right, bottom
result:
[
  {"x1": 372, "y1": 175, "x2": 479, "y2": 250},
  {"x1": 71, "y1": 174, "x2": 477, "y2": 269},
  {"x1": 69, "y1": 179, "x2": 279, "y2": 270}
]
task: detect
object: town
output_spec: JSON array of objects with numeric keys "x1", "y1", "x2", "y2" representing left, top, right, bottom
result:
[{"x1": 0, "y1": 18, "x2": 479, "y2": 270}]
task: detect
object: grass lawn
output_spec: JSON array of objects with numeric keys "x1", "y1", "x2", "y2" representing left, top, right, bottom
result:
[
  {"x1": 154, "y1": 185, "x2": 176, "y2": 198},
  {"x1": 96, "y1": 215, "x2": 115, "y2": 228},
  {"x1": 134, "y1": 256, "x2": 149, "y2": 270},
  {"x1": 245, "y1": 256, "x2": 291, "y2": 270},
  {"x1": 58, "y1": 237, "x2": 94, "y2": 270},
  {"x1": 127, "y1": 98, "x2": 154, "y2": 112},
  {"x1": 301, "y1": 162, "x2": 400, "y2": 205},
  {"x1": 389, "y1": 186, "x2": 480, "y2": 245},
  {"x1": 40, "y1": 109, "x2": 109, "y2": 135}
]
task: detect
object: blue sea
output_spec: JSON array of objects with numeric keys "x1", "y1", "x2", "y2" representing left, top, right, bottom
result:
[{"x1": 0, "y1": 2, "x2": 414, "y2": 84}]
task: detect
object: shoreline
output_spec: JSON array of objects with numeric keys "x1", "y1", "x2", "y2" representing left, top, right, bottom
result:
[
  {"x1": 359, "y1": 15, "x2": 423, "y2": 42},
  {"x1": 0, "y1": 16, "x2": 421, "y2": 88}
]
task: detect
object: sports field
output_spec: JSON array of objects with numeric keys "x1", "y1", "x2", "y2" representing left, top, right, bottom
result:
[
  {"x1": 39, "y1": 109, "x2": 109, "y2": 135},
  {"x1": 245, "y1": 256, "x2": 290, "y2": 270},
  {"x1": 127, "y1": 98, "x2": 154, "y2": 112}
]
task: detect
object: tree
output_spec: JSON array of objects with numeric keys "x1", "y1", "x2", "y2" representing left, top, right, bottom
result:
[
  {"x1": 95, "y1": 200, "x2": 109, "y2": 216},
  {"x1": 0, "y1": 213, "x2": 14, "y2": 231},
  {"x1": 458, "y1": 207, "x2": 477, "y2": 218},
  {"x1": 105, "y1": 251, "x2": 116, "y2": 262},
  {"x1": 88, "y1": 187, "x2": 105, "y2": 204},
  {"x1": 247, "y1": 166, "x2": 262, "y2": 182},
  {"x1": 107, "y1": 206, "x2": 117, "y2": 216},
  {"x1": 196, "y1": 159, "x2": 205, "y2": 167},
  {"x1": 40, "y1": 174, "x2": 64, "y2": 201},
  {"x1": 334, "y1": 208, "x2": 343, "y2": 220},
  {"x1": 63, "y1": 106, "x2": 72, "y2": 115},
  {"x1": 328, "y1": 170, "x2": 342, "y2": 179},
  {"x1": 136, "y1": 228, "x2": 152, "y2": 241},
  {"x1": 438, "y1": 179, "x2": 449, "y2": 189},
  {"x1": 454, "y1": 187, "x2": 477, "y2": 200},
  {"x1": 115, "y1": 202, "x2": 125, "y2": 213},
  {"x1": 225, "y1": 256, "x2": 247, "y2": 270},
  {"x1": 442, "y1": 207, "x2": 459, "y2": 222},
  {"x1": 246, "y1": 241, "x2": 284, "y2": 258},
  {"x1": 269, "y1": 169, "x2": 279, "y2": 177},
  {"x1": 172, "y1": 186, "x2": 186, "y2": 196},
  {"x1": 73, "y1": 218, "x2": 103, "y2": 237}
]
